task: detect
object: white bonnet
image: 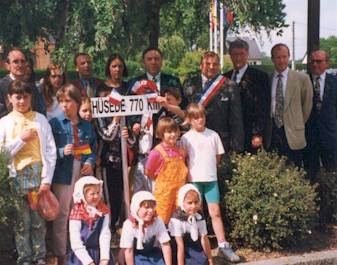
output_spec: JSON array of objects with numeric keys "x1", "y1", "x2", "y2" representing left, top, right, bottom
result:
[
  {"x1": 130, "y1": 191, "x2": 156, "y2": 217},
  {"x1": 178, "y1": 184, "x2": 201, "y2": 211},
  {"x1": 73, "y1": 176, "x2": 103, "y2": 204}
]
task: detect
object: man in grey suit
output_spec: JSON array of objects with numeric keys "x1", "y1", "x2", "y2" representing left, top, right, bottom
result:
[{"x1": 266, "y1": 43, "x2": 313, "y2": 167}]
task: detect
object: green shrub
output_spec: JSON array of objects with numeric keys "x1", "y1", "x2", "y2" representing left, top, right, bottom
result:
[
  {"x1": 0, "y1": 148, "x2": 15, "y2": 255},
  {"x1": 317, "y1": 169, "x2": 337, "y2": 222},
  {"x1": 224, "y1": 151, "x2": 318, "y2": 251}
]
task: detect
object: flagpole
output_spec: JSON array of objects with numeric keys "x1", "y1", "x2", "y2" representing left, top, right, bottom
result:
[
  {"x1": 214, "y1": 0, "x2": 218, "y2": 54},
  {"x1": 209, "y1": 0, "x2": 213, "y2": 51},
  {"x1": 220, "y1": 2, "x2": 224, "y2": 69}
]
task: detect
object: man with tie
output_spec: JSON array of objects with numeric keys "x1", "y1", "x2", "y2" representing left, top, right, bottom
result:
[
  {"x1": 303, "y1": 50, "x2": 337, "y2": 226},
  {"x1": 225, "y1": 39, "x2": 270, "y2": 153},
  {"x1": 131, "y1": 47, "x2": 185, "y2": 103},
  {"x1": 265, "y1": 43, "x2": 313, "y2": 167},
  {"x1": 72, "y1": 53, "x2": 102, "y2": 97}
]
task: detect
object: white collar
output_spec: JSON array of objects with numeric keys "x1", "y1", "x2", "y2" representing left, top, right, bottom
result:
[
  {"x1": 146, "y1": 72, "x2": 161, "y2": 81},
  {"x1": 313, "y1": 71, "x2": 326, "y2": 82},
  {"x1": 274, "y1": 67, "x2": 289, "y2": 78},
  {"x1": 9, "y1": 73, "x2": 16, "y2": 80},
  {"x1": 236, "y1": 64, "x2": 248, "y2": 75}
]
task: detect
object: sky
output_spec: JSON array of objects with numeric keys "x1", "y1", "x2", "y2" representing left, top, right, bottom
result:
[{"x1": 258, "y1": 0, "x2": 337, "y2": 60}]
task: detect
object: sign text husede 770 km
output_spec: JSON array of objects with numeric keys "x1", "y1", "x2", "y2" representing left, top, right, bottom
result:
[{"x1": 91, "y1": 95, "x2": 161, "y2": 118}]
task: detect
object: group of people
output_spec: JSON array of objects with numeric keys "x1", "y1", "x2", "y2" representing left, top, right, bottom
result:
[{"x1": 0, "y1": 37, "x2": 336, "y2": 265}]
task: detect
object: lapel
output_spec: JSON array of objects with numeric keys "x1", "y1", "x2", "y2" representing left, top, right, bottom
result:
[
  {"x1": 284, "y1": 70, "x2": 296, "y2": 111},
  {"x1": 322, "y1": 74, "x2": 332, "y2": 103}
]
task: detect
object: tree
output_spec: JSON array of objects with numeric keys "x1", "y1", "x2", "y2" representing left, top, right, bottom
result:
[
  {"x1": 320, "y1": 36, "x2": 337, "y2": 63},
  {"x1": 161, "y1": 0, "x2": 287, "y2": 51}
]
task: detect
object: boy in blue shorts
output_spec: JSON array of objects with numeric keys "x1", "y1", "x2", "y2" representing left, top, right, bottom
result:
[{"x1": 180, "y1": 103, "x2": 240, "y2": 263}]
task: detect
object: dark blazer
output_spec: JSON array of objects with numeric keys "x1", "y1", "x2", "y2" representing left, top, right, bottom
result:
[
  {"x1": 306, "y1": 73, "x2": 337, "y2": 151},
  {"x1": 0, "y1": 75, "x2": 45, "y2": 118},
  {"x1": 182, "y1": 74, "x2": 244, "y2": 152},
  {"x1": 224, "y1": 67, "x2": 270, "y2": 151}
]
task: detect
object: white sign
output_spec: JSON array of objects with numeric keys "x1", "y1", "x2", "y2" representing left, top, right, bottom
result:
[{"x1": 91, "y1": 95, "x2": 161, "y2": 118}]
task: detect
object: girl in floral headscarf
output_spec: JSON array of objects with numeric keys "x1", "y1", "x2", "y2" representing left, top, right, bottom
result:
[
  {"x1": 119, "y1": 191, "x2": 172, "y2": 265},
  {"x1": 67, "y1": 176, "x2": 113, "y2": 265},
  {"x1": 168, "y1": 184, "x2": 213, "y2": 265}
]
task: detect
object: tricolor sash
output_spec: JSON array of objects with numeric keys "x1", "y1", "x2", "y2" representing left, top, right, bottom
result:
[{"x1": 198, "y1": 74, "x2": 227, "y2": 107}]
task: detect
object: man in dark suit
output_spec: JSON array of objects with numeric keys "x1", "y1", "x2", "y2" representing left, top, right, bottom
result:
[
  {"x1": 225, "y1": 39, "x2": 270, "y2": 153},
  {"x1": 71, "y1": 53, "x2": 102, "y2": 97},
  {"x1": 303, "y1": 50, "x2": 337, "y2": 179},
  {"x1": 303, "y1": 50, "x2": 337, "y2": 225},
  {"x1": 183, "y1": 51, "x2": 244, "y2": 152},
  {"x1": 0, "y1": 47, "x2": 44, "y2": 118},
  {"x1": 131, "y1": 47, "x2": 185, "y2": 103},
  {"x1": 265, "y1": 43, "x2": 313, "y2": 168}
]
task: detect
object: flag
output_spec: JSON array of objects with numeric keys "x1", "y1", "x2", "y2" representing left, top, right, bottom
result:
[
  {"x1": 74, "y1": 143, "x2": 92, "y2": 156},
  {"x1": 131, "y1": 80, "x2": 157, "y2": 95},
  {"x1": 210, "y1": 0, "x2": 216, "y2": 30},
  {"x1": 109, "y1": 90, "x2": 122, "y2": 105},
  {"x1": 227, "y1": 9, "x2": 234, "y2": 25}
]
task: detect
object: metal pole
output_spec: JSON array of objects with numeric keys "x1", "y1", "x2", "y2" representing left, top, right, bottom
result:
[
  {"x1": 220, "y1": 2, "x2": 224, "y2": 69},
  {"x1": 120, "y1": 117, "x2": 130, "y2": 215},
  {"x1": 214, "y1": 0, "x2": 218, "y2": 54},
  {"x1": 291, "y1": 21, "x2": 296, "y2": 70},
  {"x1": 209, "y1": 3, "x2": 213, "y2": 51},
  {"x1": 307, "y1": 0, "x2": 320, "y2": 72}
]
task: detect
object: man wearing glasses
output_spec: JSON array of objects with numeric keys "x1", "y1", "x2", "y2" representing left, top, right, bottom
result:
[{"x1": 0, "y1": 47, "x2": 44, "y2": 117}]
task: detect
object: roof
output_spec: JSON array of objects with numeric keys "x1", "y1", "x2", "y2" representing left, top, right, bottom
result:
[{"x1": 227, "y1": 36, "x2": 262, "y2": 60}]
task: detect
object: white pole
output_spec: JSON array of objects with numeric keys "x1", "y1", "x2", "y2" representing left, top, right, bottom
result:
[
  {"x1": 120, "y1": 117, "x2": 130, "y2": 215},
  {"x1": 209, "y1": 5, "x2": 213, "y2": 51},
  {"x1": 292, "y1": 21, "x2": 296, "y2": 70},
  {"x1": 220, "y1": 2, "x2": 224, "y2": 69},
  {"x1": 214, "y1": 0, "x2": 218, "y2": 54}
]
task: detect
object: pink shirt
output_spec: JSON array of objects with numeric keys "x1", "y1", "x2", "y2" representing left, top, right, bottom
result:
[{"x1": 145, "y1": 143, "x2": 186, "y2": 178}]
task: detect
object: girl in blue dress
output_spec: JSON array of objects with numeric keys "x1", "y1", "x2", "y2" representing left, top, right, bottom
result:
[
  {"x1": 120, "y1": 191, "x2": 172, "y2": 265},
  {"x1": 67, "y1": 176, "x2": 114, "y2": 265},
  {"x1": 168, "y1": 184, "x2": 213, "y2": 265}
]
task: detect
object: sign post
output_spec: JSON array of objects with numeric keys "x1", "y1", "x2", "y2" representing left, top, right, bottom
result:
[{"x1": 91, "y1": 95, "x2": 160, "y2": 214}]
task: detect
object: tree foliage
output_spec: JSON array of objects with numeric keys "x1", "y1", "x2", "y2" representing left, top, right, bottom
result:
[
  {"x1": 320, "y1": 36, "x2": 337, "y2": 63},
  {"x1": 0, "y1": 0, "x2": 286, "y2": 69}
]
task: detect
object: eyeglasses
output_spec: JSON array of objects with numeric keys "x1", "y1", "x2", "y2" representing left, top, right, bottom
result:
[
  {"x1": 50, "y1": 75, "x2": 63, "y2": 78},
  {"x1": 310, "y1": 59, "x2": 324, "y2": 64}
]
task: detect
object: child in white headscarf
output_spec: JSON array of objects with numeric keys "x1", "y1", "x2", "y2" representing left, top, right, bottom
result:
[
  {"x1": 168, "y1": 184, "x2": 213, "y2": 265},
  {"x1": 119, "y1": 191, "x2": 172, "y2": 265},
  {"x1": 67, "y1": 176, "x2": 113, "y2": 265}
]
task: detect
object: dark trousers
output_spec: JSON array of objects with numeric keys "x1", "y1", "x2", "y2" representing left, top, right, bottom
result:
[
  {"x1": 303, "y1": 137, "x2": 337, "y2": 225},
  {"x1": 303, "y1": 142, "x2": 337, "y2": 181},
  {"x1": 270, "y1": 125, "x2": 303, "y2": 168},
  {"x1": 103, "y1": 162, "x2": 124, "y2": 231}
]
